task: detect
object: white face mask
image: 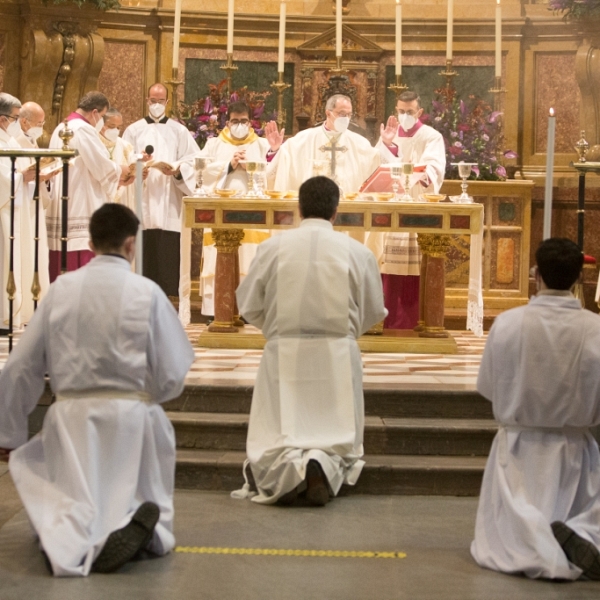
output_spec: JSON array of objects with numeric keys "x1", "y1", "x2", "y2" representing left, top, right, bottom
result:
[
  {"x1": 398, "y1": 113, "x2": 417, "y2": 131},
  {"x1": 149, "y1": 103, "x2": 166, "y2": 119},
  {"x1": 333, "y1": 116, "x2": 350, "y2": 133},
  {"x1": 94, "y1": 116, "x2": 104, "y2": 132},
  {"x1": 230, "y1": 123, "x2": 249, "y2": 139},
  {"x1": 7, "y1": 119, "x2": 22, "y2": 138},
  {"x1": 103, "y1": 128, "x2": 120, "y2": 142},
  {"x1": 26, "y1": 126, "x2": 43, "y2": 140}
]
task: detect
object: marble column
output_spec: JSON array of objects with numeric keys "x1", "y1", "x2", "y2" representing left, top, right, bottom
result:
[
  {"x1": 208, "y1": 229, "x2": 245, "y2": 333},
  {"x1": 414, "y1": 254, "x2": 427, "y2": 333},
  {"x1": 417, "y1": 234, "x2": 452, "y2": 339}
]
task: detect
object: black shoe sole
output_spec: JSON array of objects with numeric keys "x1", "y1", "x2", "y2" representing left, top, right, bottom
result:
[
  {"x1": 92, "y1": 502, "x2": 160, "y2": 574},
  {"x1": 305, "y1": 460, "x2": 330, "y2": 507},
  {"x1": 276, "y1": 487, "x2": 299, "y2": 506},
  {"x1": 551, "y1": 521, "x2": 600, "y2": 580}
]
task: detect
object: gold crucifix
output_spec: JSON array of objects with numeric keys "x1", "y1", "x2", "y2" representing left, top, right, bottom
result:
[{"x1": 319, "y1": 135, "x2": 347, "y2": 181}]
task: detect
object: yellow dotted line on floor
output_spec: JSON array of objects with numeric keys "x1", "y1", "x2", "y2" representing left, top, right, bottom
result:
[{"x1": 175, "y1": 546, "x2": 407, "y2": 559}]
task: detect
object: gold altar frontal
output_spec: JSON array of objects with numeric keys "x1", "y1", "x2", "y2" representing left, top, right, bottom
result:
[{"x1": 183, "y1": 197, "x2": 484, "y2": 354}]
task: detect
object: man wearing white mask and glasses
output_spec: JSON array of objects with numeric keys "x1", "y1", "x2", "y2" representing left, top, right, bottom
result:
[
  {"x1": 270, "y1": 94, "x2": 397, "y2": 198},
  {"x1": 48, "y1": 91, "x2": 131, "y2": 282},
  {"x1": 123, "y1": 83, "x2": 198, "y2": 299}
]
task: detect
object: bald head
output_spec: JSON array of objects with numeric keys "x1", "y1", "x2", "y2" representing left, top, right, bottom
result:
[
  {"x1": 20, "y1": 101, "x2": 45, "y2": 138},
  {"x1": 147, "y1": 83, "x2": 168, "y2": 101},
  {"x1": 146, "y1": 83, "x2": 169, "y2": 119}
]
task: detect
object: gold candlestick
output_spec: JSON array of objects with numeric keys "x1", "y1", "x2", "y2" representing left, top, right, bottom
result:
[
  {"x1": 220, "y1": 53, "x2": 238, "y2": 96},
  {"x1": 270, "y1": 71, "x2": 291, "y2": 129},
  {"x1": 388, "y1": 73, "x2": 409, "y2": 98},
  {"x1": 489, "y1": 75, "x2": 506, "y2": 112},
  {"x1": 439, "y1": 59, "x2": 458, "y2": 89},
  {"x1": 166, "y1": 67, "x2": 184, "y2": 119},
  {"x1": 330, "y1": 55, "x2": 347, "y2": 75}
]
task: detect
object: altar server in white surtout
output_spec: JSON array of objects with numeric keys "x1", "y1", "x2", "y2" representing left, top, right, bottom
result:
[
  {"x1": 48, "y1": 91, "x2": 133, "y2": 282},
  {"x1": 195, "y1": 101, "x2": 283, "y2": 317},
  {"x1": 270, "y1": 94, "x2": 398, "y2": 194},
  {"x1": 369, "y1": 91, "x2": 446, "y2": 329},
  {"x1": 472, "y1": 238, "x2": 600, "y2": 581},
  {"x1": 0, "y1": 204, "x2": 195, "y2": 576},
  {"x1": 235, "y1": 176, "x2": 387, "y2": 506},
  {"x1": 123, "y1": 83, "x2": 197, "y2": 298}
]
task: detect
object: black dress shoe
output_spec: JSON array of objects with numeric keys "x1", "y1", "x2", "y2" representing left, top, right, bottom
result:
[
  {"x1": 551, "y1": 521, "x2": 600, "y2": 580},
  {"x1": 277, "y1": 486, "x2": 299, "y2": 506},
  {"x1": 92, "y1": 502, "x2": 160, "y2": 573},
  {"x1": 305, "y1": 460, "x2": 330, "y2": 507}
]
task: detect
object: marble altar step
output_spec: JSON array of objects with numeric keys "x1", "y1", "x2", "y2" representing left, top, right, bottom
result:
[
  {"x1": 167, "y1": 412, "x2": 497, "y2": 457},
  {"x1": 175, "y1": 449, "x2": 487, "y2": 497}
]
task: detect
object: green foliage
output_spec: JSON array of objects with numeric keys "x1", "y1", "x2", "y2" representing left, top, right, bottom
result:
[{"x1": 48, "y1": 0, "x2": 121, "y2": 11}]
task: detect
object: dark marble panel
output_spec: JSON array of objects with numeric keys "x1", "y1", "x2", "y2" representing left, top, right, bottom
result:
[
  {"x1": 184, "y1": 59, "x2": 294, "y2": 132},
  {"x1": 97, "y1": 41, "x2": 145, "y2": 129},
  {"x1": 223, "y1": 210, "x2": 267, "y2": 224},
  {"x1": 195, "y1": 209, "x2": 216, "y2": 224},
  {"x1": 385, "y1": 65, "x2": 495, "y2": 118},
  {"x1": 0, "y1": 33, "x2": 4, "y2": 91},
  {"x1": 399, "y1": 214, "x2": 443, "y2": 228},
  {"x1": 273, "y1": 210, "x2": 294, "y2": 225},
  {"x1": 450, "y1": 215, "x2": 471, "y2": 230},
  {"x1": 490, "y1": 230, "x2": 521, "y2": 290},
  {"x1": 492, "y1": 197, "x2": 522, "y2": 227},
  {"x1": 372, "y1": 213, "x2": 392, "y2": 227},
  {"x1": 335, "y1": 212, "x2": 364, "y2": 227}
]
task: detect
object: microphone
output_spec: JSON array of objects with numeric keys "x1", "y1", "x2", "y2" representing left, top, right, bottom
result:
[{"x1": 145, "y1": 145, "x2": 154, "y2": 156}]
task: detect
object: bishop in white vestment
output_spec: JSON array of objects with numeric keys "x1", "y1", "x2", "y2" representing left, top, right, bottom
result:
[
  {"x1": 0, "y1": 204, "x2": 195, "y2": 576},
  {"x1": 472, "y1": 238, "x2": 600, "y2": 580},
  {"x1": 370, "y1": 91, "x2": 446, "y2": 329},
  {"x1": 236, "y1": 176, "x2": 387, "y2": 505},
  {"x1": 123, "y1": 83, "x2": 197, "y2": 297}
]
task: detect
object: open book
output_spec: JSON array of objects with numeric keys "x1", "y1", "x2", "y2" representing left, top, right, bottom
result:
[{"x1": 145, "y1": 159, "x2": 181, "y2": 172}]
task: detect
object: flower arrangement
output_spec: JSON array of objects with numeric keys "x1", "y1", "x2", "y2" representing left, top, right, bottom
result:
[
  {"x1": 426, "y1": 86, "x2": 516, "y2": 181},
  {"x1": 49, "y1": 0, "x2": 122, "y2": 10},
  {"x1": 178, "y1": 80, "x2": 275, "y2": 149},
  {"x1": 548, "y1": 0, "x2": 600, "y2": 21}
]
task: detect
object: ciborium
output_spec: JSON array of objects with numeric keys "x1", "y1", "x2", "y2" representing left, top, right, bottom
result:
[
  {"x1": 194, "y1": 157, "x2": 213, "y2": 197},
  {"x1": 451, "y1": 162, "x2": 478, "y2": 202}
]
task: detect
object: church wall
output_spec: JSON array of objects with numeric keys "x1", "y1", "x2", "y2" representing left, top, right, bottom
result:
[{"x1": 0, "y1": 33, "x2": 5, "y2": 90}]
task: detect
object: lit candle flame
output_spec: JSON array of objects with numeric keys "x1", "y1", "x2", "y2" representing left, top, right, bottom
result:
[{"x1": 549, "y1": 108, "x2": 555, "y2": 117}]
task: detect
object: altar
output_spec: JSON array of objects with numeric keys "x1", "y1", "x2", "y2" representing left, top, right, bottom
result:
[{"x1": 181, "y1": 197, "x2": 484, "y2": 354}]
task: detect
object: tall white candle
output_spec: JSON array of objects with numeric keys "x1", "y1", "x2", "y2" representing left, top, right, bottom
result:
[
  {"x1": 495, "y1": 0, "x2": 502, "y2": 78},
  {"x1": 446, "y1": 0, "x2": 453, "y2": 61},
  {"x1": 278, "y1": 1, "x2": 286, "y2": 73},
  {"x1": 227, "y1": 0, "x2": 234, "y2": 55},
  {"x1": 543, "y1": 108, "x2": 556, "y2": 240},
  {"x1": 395, "y1": 0, "x2": 402, "y2": 76},
  {"x1": 336, "y1": 0, "x2": 342, "y2": 57},
  {"x1": 172, "y1": 0, "x2": 182, "y2": 71}
]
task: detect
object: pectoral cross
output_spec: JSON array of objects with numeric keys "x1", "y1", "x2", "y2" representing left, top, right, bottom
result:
[{"x1": 319, "y1": 135, "x2": 347, "y2": 180}]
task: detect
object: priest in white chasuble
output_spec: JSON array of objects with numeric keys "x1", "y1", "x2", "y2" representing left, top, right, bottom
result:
[
  {"x1": 235, "y1": 176, "x2": 387, "y2": 506},
  {"x1": 48, "y1": 91, "x2": 131, "y2": 283},
  {"x1": 0, "y1": 204, "x2": 195, "y2": 576},
  {"x1": 99, "y1": 108, "x2": 136, "y2": 212},
  {"x1": 14, "y1": 101, "x2": 53, "y2": 324},
  {"x1": 472, "y1": 238, "x2": 600, "y2": 581},
  {"x1": 270, "y1": 94, "x2": 398, "y2": 194},
  {"x1": 0, "y1": 93, "x2": 42, "y2": 331},
  {"x1": 193, "y1": 101, "x2": 283, "y2": 318},
  {"x1": 123, "y1": 83, "x2": 198, "y2": 298},
  {"x1": 369, "y1": 90, "x2": 446, "y2": 329}
]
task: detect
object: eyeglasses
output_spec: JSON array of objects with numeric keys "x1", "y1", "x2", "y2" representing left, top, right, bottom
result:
[
  {"x1": 229, "y1": 118, "x2": 250, "y2": 125},
  {"x1": 148, "y1": 99, "x2": 168, "y2": 105},
  {"x1": 398, "y1": 109, "x2": 419, "y2": 116},
  {"x1": 0, "y1": 114, "x2": 20, "y2": 122},
  {"x1": 330, "y1": 111, "x2": 353, "y2": 119}
]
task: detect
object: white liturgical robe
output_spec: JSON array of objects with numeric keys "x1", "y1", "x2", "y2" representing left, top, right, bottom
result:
[
  {"x1": 194, "y1": 131, "x2": 270, "y2": 316},
  {"x1": 99, "y1": 133, "x2": 136, "y2": 211},
  {"x1": 0, "y1": 255, "x2": 195, "y2": 576},
  {"x1": 236, "y1": 219, "x2": 387, "y2": 503},
  {"x1": 48, "y1": 118, "x2": 121, "y2": 252},
  {"x1": 271, "y1": 125, "x2": 382, "y2": 193},
  {"x1": 369, "y1": 123, "x2": 446, "y2": 276},
  {"x1": 123, "y1": 117, "x2": 197, "y2": 232},
  {"x1": 471, "y1": 293, "x2": 600, "y2": 580}
]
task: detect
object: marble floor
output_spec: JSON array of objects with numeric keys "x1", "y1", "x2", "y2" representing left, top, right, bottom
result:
[{"x1": 0, "y1": 325, "x2": 486, "y2": 390}]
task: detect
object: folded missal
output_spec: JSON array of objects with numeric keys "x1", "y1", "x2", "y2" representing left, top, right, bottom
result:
[{"x1": 360, "y1": 165, "x2": 427, "y2": 193}]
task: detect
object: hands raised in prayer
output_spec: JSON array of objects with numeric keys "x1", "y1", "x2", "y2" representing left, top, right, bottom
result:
[
  {"x1": 380, "y1": 115, "x2": 399, "y2": 147},
  {"x1": 231, "y1": 149, "x2": 246, "y2": 170},
  {"x1": 264, "y1": 121, "x2": 284, "y2": 153}
]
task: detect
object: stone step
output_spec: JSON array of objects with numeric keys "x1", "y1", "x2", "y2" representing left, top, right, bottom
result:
[
  {"x1": 167, "y1": 412, "x2": 497, "y2": 457},
  {"x1": 175, "y1": 449, "x2": 486, "y2": 496},
  {"x1": 164, "y1": 386, "x2": 493, "y2": 420}
]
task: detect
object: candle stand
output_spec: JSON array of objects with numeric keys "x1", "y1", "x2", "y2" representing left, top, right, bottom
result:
[
  {"x1": 166, "y1": 68, "x2": 184, "y2": 119},
  {"x1": 388, "y1": 73, "x2": 409, "y2": 98},
  {"x1": 489, "y1": 75, "x2": 506, "y2": 112},
  {"x1": 220, "y1": 53, "x2": 238, "y2": 96},
  {"x1": 270, "y1": 71, "x2": 291, "y2": 129},
  {"x1": 439, "y1": 59, "x2": 458, "y2": 89}
]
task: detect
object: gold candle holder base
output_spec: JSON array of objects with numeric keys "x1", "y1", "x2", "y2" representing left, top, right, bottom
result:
[
  {"x1": 270, "y1": 71, "x2": 291, "y2": 129},
  {"x1": 388, "y1": 73, "x2": 409, "y2": 98},
  {"x1": 330, "y1": 55, "x2": 347, "y2": 75},
  {"x1": 220, "y1": 53, "x2": 239, "y2": 96},
  {"x1": 166, "y1": 67, "x2": 184, "y2": 119},
  {"x1": 439, "y1": 59, "x2": 458, "y2": 89}
]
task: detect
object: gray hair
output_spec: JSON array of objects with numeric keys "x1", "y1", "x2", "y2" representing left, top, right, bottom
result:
[
  {"x1": 105, "y1": 108, "x2": 122, "y2": 119},
  {"x1": 325, "y1": 94, "x2": 351, "y2": 111},
  {"x1": 0, "y1": 93, "x2": 22, "y2": 116}
]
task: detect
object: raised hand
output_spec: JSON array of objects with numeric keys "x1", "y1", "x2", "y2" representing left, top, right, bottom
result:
[
  {"x1": 264, "y1": 121, "x2": 285, "y2": 152},
  {"x1": 380, "y1": 115, "x2": 399, "y2": 147}
]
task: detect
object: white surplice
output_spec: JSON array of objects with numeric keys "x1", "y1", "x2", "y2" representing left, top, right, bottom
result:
[
  {"x1": 0, "y1": 255, "x2": 195, "y2": 577},
  {"x1": 471, "y1": 292, "x2": 600, "y2": 580},
  {"x1": 192, "y1": 133, "x2": 271, "y2": 317},
  {"x1": 236, "y1": 218, "x2": 387, "y2": 503},
  {"x1": 99, "y1": 133, "x2": 137, "y2": 211},
  {"x1": 122, "y1": 117, "x2": 197, "y2": 232},
  {"x1": 47, "y1": 119, "x2": 121, "y2": 252},
  {"x1": 369, "y1": 123, "x2": 446, "y2": 276},
  {"x1": 271, "y1": 125, "x2": 382, "y2": 193}
]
